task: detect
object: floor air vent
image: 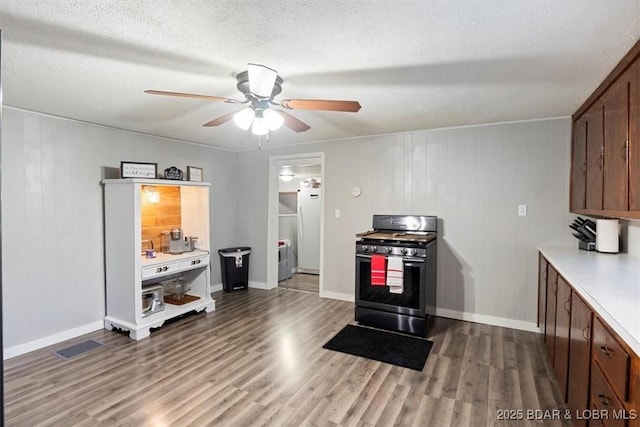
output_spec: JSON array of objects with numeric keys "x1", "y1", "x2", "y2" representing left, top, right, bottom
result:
[{"x1": 53, "y1": 340, "x2": 103, "y2": 360}]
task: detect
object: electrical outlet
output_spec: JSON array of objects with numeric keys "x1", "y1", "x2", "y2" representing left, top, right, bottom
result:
[{"x1": 518, "y1": 204, "x2": 527, "y2": 217}]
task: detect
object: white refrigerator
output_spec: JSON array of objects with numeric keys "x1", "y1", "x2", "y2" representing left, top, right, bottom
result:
[{"x1": 297, "y1": 187, "x2": 321, "y2": 274}]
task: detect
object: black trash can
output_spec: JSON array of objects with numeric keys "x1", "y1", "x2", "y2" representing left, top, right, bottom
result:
[{"x1": 218, "y1": 247, "x2": 251, "y2": 292}]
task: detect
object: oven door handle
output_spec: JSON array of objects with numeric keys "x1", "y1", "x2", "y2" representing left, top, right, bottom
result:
[{"x1": 356, "y1": 254, "x2": 425, "y2": 263}]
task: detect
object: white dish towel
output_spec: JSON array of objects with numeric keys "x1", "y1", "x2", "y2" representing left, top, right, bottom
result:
[{"x1": 386, "y1": 257, "x2": 404, "y2": 294}]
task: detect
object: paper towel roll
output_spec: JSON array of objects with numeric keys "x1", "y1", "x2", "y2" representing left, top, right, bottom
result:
[{"x1": 596, "y1": 219, "x2": 619, "y2": 253}]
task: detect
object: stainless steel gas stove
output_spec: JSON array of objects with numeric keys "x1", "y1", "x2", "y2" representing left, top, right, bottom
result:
[{"x1": 355, "y1": 215, "x2": 437, "y2": 337}]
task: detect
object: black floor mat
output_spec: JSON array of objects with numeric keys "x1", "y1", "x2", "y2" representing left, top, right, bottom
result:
[
  {"x1": 53, "y1": 340, "x2": 103, "y2": 360},
  {"x1": 322, "y1": 324, "x2": 433, "y2": 371}
]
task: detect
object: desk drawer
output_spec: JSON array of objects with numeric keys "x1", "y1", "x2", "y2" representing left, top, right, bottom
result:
[
  {"x1": 593, "y1": 317, "x2": 630, "y2": 402},
  {"x1": 179, "y1": 254, "x2": 209, "y2": 270},
  {"x1": 142, "y1": 261, "x2": 179, "y2": 280}
]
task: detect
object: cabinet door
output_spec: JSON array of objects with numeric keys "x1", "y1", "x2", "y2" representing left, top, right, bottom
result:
[
  {"x1": 603, "y1": 77, "x2": 630, "y2": 211},
  {"x1": 571, "y1": 116, "x2": 588, "y2": 211},
  {"x1": 545, "y1": 266, "x2": 559, "y2": 363},
  {"x1": 554, "y1": 276, "x2": 572, "y2": 401},
  {"x1": 538, "y1": 254, "x2": 548, "y2": 332},
  {"x1": 567, "y1": 293, "x2": 593, "y2": 427},
  {"x1": 585, "y1": 101, "x2": 605, "y2": 210},
  {"x1": 630, "y1": 60, "x2": 640, "y2": 211}
]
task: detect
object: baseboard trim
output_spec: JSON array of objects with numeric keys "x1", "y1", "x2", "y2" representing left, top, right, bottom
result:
[
  {"x1": 435, "y1": 308, "x2": 539, "y2": 333},
  {"x1": 211, "y1": 284, "x2": 223, "y2": 293},
  {"x1": 249, "y1": 281, "x2": 276, "y2": 290},
  {"x1": 4, "y1": 321, "x2": 104, "y2": 360},
  {"x1": 319, "y1": 290, "x2": 354, "y2": 302}
]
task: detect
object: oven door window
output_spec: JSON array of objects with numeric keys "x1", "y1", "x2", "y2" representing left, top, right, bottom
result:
[{"x1": 356, "y1": 255, "x2": 424, "y2": 310}]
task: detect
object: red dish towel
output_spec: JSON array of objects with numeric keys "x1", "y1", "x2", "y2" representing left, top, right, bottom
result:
[{"x1": 371, "y1": 254, "x2": 387, "y2": 286}]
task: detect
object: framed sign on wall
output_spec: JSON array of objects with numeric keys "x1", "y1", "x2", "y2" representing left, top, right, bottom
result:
[
  {"x1": 120, "y1": 161, "x2": 157, "y2": 179},
  {"x1": 187, "y1": 166, "x2": 203, "y2": 182}
]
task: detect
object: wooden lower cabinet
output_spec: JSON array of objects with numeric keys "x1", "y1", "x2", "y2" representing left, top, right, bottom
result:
[
  {"x1": 555, "y1": 277, "x2": 572, "y2": 401},
  {"x1": 538, "y1": 254, "x2": 548, "y2": 331},
  {"x1": 538, "y1": 253, "x2": 639, "y2": 427},
  {"x1": 545, "y1": 265, "x2": 559, "y2": 363},
  {"x1": 567, "y1": 293, "x2": 593, "y2": 427}
]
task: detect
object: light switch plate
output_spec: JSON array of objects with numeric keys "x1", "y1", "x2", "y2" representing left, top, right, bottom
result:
[
  {"x1": 335, "y1": 209, "x2": 341, "y2": 218},
  {"x1": 518, "y1": 204, "x2": 527, "y2": 216}
]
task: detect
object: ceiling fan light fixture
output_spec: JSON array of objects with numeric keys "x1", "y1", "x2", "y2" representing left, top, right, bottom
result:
[
  {"x1": 279, "y1": 173, "x2": 294, "y2": 182},
  {"x1": 251, "y1": 116, "x2": 269, "y2": 136},
  {"x1": 233, "y1": 107, "x2": 255, "y2": 130},
  {"x1": 248, "y1": 63, "x2": 278, "y2": 98},
  {"x1": 263, "y1": 108, "x2": 284, "y2": 131}
]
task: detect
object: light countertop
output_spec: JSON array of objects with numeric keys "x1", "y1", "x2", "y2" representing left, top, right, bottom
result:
[{"x1": 539, "y1": 246, "x2": 640, "y2": 356}]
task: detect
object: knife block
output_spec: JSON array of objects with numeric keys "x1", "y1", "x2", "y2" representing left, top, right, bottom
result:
[{"x1": 578, "y1": 241, "x2": 595, "y2": 251}]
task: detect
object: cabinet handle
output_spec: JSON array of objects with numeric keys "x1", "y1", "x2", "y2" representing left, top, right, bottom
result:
[
  {"x1": 598, "y1": 393, "x2": 611, "y2": 408},
  {"x1": 162, "y1": 266, "x2": 168, "y2": 272},
  {"x1": 156, "y1": 267, "x2": 162, "y2": 273},
  {"x1": 581, "y1": 326, "x2": 590, "y2": 342},
  {"x1": 564, "y1": 299, "x2": 571, "y2": 313},
  {"x1": 580, "y1": 162, "x2": 587, "y2": 174},
  {"x1": 599, "y1": 345, "x2": 613, "y2": 358},
  {"x1": 597, "y1": 152, "x2": 604, "y2": 169},
  {"x1": 620, "y1": 143, "x2": 628, "y2": 159}
]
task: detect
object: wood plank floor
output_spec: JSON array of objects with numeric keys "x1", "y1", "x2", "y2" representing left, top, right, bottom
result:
[
  {"x1": 278, "y1": 272, "x2": 319, "y2": 293},
  {"x1": 4, "y1": 289, "x2": 568, "y2": 426}
]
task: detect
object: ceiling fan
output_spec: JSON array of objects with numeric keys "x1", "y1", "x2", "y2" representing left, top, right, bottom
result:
[{"x1": 145, "y1": 63, "x2": 362, "y2": 137}]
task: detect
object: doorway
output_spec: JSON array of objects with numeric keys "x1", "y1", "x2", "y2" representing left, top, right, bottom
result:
[{"x1": 266, "y1": 153, "x2": 324, "y2": 294}]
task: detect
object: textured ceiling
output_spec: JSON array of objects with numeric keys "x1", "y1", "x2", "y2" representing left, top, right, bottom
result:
[{"x1": 1, "y1": 1, "x2": 640, "y2": 152}]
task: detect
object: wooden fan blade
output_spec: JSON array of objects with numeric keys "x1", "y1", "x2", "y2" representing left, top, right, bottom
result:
[
  {"x1": 280, "y1": 99, "x2": 361, "y2": 112},
  {"x1": 203, "y1": 110, "x2": 238, "y2": 127},
  {"x1": 145, "y1": 90, "x2": 241, "y2": 103},
  {"x1": 275, "y1": 109, "x2": 311, "y2": 132}
]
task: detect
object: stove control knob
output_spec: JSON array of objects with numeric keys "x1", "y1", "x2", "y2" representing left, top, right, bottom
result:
[
  {"x1": 410, "y1": 249, "x2": 418, "y2": 256},
  {"x1": 384, "y1": 247, "x2": 392, "y2": 254},
  {"x1": 401, "y1": 248, "x2": 408, "y2": 255},
  {"x1": 361, "y1": 245, "x2": 368, "y2": 252},
  {"x1": 370, "y1": 246, "x2": 377, "y2": 253}
]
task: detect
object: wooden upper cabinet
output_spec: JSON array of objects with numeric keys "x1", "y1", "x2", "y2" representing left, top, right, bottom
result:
[
  {"x1": 571, "y1": 117, "x2": 587, "y2": 211},
  {"x1": 571, "y1": 37, "x2": 640, "y2": 218},
  {"x1": 585, "y1": 101, "x2": 605, "y2": 210},
  {"x1": 602, "y1": 76, "x2": 630, "y2": 211},
  {"x1": 630, "y1": 60, "x2": 640, "y2": 211}
]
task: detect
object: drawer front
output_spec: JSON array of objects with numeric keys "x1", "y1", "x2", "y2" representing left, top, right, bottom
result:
[
  {"x1": 179, "y1": 255, "x2": 209, "y2": 271},
  {"x1": 593, "y1": 317, "x2": 631, "y2": 402},
  {"x1": 590, "y1": 363, "x2": 627, "y2": 427},
  {"x1": 142, "y1": 261, "x2": 179, "y2": 280}
]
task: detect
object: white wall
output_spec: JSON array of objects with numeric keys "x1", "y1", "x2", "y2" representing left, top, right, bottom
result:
[
  {"x1": 0, "y1": 111, "x2": 578, "y2": 354},
  {"x1": 1, "y1": 107, "x2": 238, "y2": 356},
  {"x1": 236, "y1": 118, "x2": 575, "y2": 330}
]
